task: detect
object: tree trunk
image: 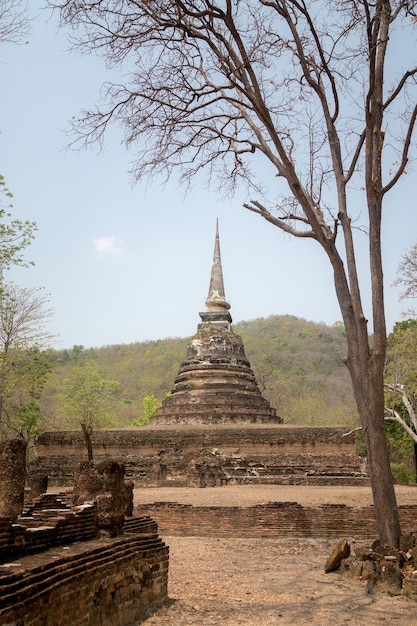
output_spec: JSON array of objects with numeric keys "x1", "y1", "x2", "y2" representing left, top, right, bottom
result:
[
  {"x1": 414, "y1": 442, "x2": 417, "y2": 484},
  {"x1": 325, "y1": 234, "x2": 401, "y2": 547},
  {"x1": 365, "y1": 398, "x2": 401, "y2": 547},
  {"x1": 340, "y1": 337, "x2": 400, "y2": 546},
  {"x1": 342, "y1": 320, "x2": 401, "y2": 547},
  {"x1": 81, "y1": 422, "x2": 94, "y2": 462}
]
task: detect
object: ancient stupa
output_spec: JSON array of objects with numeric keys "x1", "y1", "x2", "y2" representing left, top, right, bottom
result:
[{"x1": 151, "y1": 220, "x2": 281, "y2": 425}]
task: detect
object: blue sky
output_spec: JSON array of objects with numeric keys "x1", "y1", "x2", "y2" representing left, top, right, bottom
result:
[{"x1": 0, "y1": 2, "x2": 416, "y2": 349}]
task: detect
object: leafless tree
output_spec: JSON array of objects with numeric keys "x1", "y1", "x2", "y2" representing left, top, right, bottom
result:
[
  {"x1": 0, "y1": 282, "x2": 54, "y2": 431},
  {"x1": 0, "y1": 1, "x2": 29, "y2": 45},
  {"x1": 49, "y1": 0, "x2": 417, "y2": 546},
  {"x1": 394, "y1": 242, "x2": 417, "y2": 316}
]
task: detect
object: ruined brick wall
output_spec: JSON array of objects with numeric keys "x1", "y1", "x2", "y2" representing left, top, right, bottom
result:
[
  {"x1": 0, "y1": 500, "x2": 99, "y2": 562},
  {"x1": 0, "y1": 439, "x2": 26, "y2": 519},
  {"x1": 36, "y1": 425, "x2": 366, "y2": 488},
  {"x1": 136, "y1": 502, "x2": 417, "y2": 541},
  {"x1": 0, "y1": 533, "x2": 169, "y2": 626}
]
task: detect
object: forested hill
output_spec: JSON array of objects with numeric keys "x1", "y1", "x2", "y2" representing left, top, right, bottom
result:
[{"x1": 41, "y1": 314, "x2": 358, "y2": 429}]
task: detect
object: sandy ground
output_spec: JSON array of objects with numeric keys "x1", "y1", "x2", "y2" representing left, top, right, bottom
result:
[
  {"x1": 134, "y1": 484, "x2": 417, "y2": 625},
  {"x1": 135, "y1": 483, "x2": 417, "y2": 508},
  {"x1": 139, "y1": 536, "x2": 417, "y2": 626}
]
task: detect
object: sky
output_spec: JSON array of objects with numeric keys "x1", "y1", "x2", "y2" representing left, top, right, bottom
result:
[{"x1": 0, "y1": 2, "x2": 416, "y2": 350}]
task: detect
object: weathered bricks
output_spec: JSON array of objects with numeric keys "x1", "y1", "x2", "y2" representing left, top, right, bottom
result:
[
  {"x1": 0, "y1": 533, "x2": 169, "y2": 626},
  {"x1": 0, "y1": 498, "x2": 98, "y2": 562},
  {"x1": 136, "y1": 501, "x2": 417, "y2": 541},
  {"x1": 36, "y1": 426, "x2": 367, "y2": 488},
  {"x1": 0, "y1": 439, "x2": 27, "y2": 520}
]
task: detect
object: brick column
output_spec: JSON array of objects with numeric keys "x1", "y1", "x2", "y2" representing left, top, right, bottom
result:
[{"x1": 0, "y1": 438, "x2": 27, "y2": 520}]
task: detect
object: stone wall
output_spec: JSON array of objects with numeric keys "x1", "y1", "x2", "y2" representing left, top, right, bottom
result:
[
  {"x1": 0, "y1": 502, "x2": 98, "y2": 562},
  {"x1": 36, "y1": 425, "x2": 367, "y2": 488},
  {"x1": 0, "y1": 439, "x2": 27, "y2": 519},
  {"x1": 0, "y1": 532, "x2": 169, "y2": 626},
  {"x1": 137, "y1": 501, "x2": 417, "y2": 541},
  {"x1": 0, "y1": 489, "x2": 169, "y2": 626}
]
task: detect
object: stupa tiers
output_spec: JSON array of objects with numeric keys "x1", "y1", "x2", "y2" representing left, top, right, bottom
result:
[{"x1": 151, "y1": 221, "x2": 281, "y2": 425}]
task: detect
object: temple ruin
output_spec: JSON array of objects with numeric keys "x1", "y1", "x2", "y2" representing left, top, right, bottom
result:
[
  {"x1": 0, "y1": 442, "x2": 169, "y2": 625},
  {"x1": 2, "y1": 221, "x2": 404, "y2": 623},
  {"x1": 35, "y1": 221, "x2": 367, "y2": 489},
  {"x1": 152, "y1": 219, "x2": 280, "y2": 425}
]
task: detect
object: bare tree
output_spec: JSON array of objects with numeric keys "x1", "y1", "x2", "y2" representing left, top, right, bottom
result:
[
  {"x1": 394, "y1": 242, "x2": 417, "y2": 317},
  {"x1": 49, "y1": 0, "x2": 417, "y2": 546},
  {"x1": 0, "y1": 0, "x2": 29, "y2": 45},
  {"x1": 0, "y1": 281, "x2": 54, "y2": 432}
]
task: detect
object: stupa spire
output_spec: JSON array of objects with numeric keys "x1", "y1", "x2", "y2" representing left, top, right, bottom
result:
[
  {"x1": 151, "y1": 218, "x2": 280, "y2": 425},
  {"x1": 205, "y1": 219, "x2": 230, "y2": 312}
]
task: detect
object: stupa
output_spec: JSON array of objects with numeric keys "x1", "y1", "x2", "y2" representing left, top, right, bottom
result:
[{"x1": 151, "y1": 220, "x2": 281, "y2": 425}]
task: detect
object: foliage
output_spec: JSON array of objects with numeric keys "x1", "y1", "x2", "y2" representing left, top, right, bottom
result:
[
  {"x1": 385, "y1": 422, "x2": 415, "y2": 484},
  {"x1": 43, "y1": 336, "x2": 187, "y2": 428},
  {"x1": 0, "y1": 175, "x2": 51, "y2": 455},
  {"x1": 13, "y1": 401, "x2": 41, "y2": 437},
  {"x1": 41, "y1": 315, "x2": 358, "y2": 429},
  {"x1": 57, "y1": 359, "x2": 120, "y2": 460},
  {"x1": 0, "y1": 281, "x2": 53, "y2": 439},
  {"x1": 386, "y1": 319, "x2": 417, "y2": 394},
  {"x1": 132, "y1": 394, "x2": 162, "y2": 427},
  {"x1": 2, "y1": 347, "x2": 51, "y2": 432},
  {"x1": 0, "y1": 175, "x2": 36, "y2": 273},
  {"x1": 238, "y1": 315, "x2": 357, "y2": 427},
  {"x1": 384, "y1": 320, "x2": 417, "y2": 480},
  {"x1": 57, "y1": 359, "x2": 120, "y2": 430}
]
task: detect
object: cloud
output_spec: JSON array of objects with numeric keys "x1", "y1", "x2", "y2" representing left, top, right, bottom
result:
[{"x1": 92, "y1": 236, "x2": 126, "y2": 256}]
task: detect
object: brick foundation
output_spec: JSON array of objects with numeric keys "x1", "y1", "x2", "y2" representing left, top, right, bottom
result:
[
  {"x1": 0, "y1": 532, "x2": 169, "y2": 626},
  {"x1": 36, "y1": 425, "x2": 367, "y2": 488},
  {"x1": 0, "y1": 493, "x2": 169, "y2": 626},
  {"x1": 137, "y1": 501, "x2": 417, "y2": 540}
]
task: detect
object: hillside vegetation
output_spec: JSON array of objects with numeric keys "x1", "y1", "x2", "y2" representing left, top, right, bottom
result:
[{"x1": 40, "y1": 315, "x2": 358, "y2": 430}]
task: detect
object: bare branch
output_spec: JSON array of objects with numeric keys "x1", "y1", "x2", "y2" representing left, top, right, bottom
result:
[
  {"x1": 383, "y1": 104, "x2": 417, "y2": 194},
  {"x1": 393, "y1": 241, "x2": 417, "y2": 302},
  {"x1": 243, "y1": 199, "x2": 316, "y2": 238},
  {"x1": 384, "y1": 381, "x2": 417, "y2": 434},
  {"x1": 0, "y1": 0, "x2": 30, "y2": 45},
  {"x1": 341, "y1": 426, "x2": 362, "y2": 438},
  {"x1": 384, "y1": 408, "x2": 417, "y2": 444},
  {"x1": 48, "y1": 0, "x2": 417, "y2": 545}
]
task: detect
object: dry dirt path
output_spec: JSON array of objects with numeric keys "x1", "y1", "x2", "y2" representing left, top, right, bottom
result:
[
  {"x1": 140, "y1": 536, "x2": 417, "y2": 626},
  {"x1": 135, "y1": 485, "x2": 417, "y2": 625}
]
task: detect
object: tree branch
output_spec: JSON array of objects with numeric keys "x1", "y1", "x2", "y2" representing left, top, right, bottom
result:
[{"x1": 243, "y1": 200, "x2": 316, "y2": 239}]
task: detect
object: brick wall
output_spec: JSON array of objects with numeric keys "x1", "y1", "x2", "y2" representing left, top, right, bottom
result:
[
  {"x1": 36, "y1": 426, "x2": 366, "y2": 488},
  {"x1": 0, "y1": 505, "x2": 98, "y2": 563},
  {"x1": 137, "y1": 502, "x2": 417, "y2": 540},
  {"x1": 0, "y1": 532, "x2": 169, "y2": 626}
]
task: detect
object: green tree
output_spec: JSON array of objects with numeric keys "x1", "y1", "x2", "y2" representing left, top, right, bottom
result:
[
  {"x1": 0, "y1": 174, "x2": 36, "y2": 274},
  {"x1": 49, "y1": 0, "x2": 417, "y2": 546},
  {"x1": 0, "y1": 282, "x2": 53, "y2": 436},
  {"x1": 385, "y1": 320, "x2": 417, "y2": 481},
  {"x1": 133, "y1": 394, "x2": 162, "y2": 427},
  {"x1": 57, "y1": 360, "x2": 120, "y2": 461}
]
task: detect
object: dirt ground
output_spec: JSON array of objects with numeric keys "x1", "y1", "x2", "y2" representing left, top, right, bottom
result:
[
  {"x1": 135, "y1": 483, "x2": 417, "y2": 508},
  {"x1": 135, "y1": 485, "x2": 417, "y2": 625}
]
